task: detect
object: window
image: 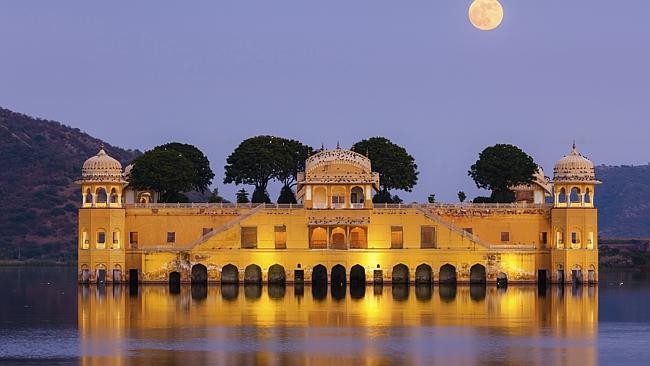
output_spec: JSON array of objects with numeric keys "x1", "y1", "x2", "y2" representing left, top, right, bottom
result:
[
  {"x1": 81, "y1": 231, "x2": 89, "y2": 249},
  {"x1": 571, "y1": 231, "x2": 581, "y2": 244},
  {"x1": 420, "y1": 226, "x2": 436, "y2": 249},
  {"x1": 556, "y1": 231, "x2": 564, "y2": 247},
  {"x1": 587, "y1": 232, "x2": 594, "y2": 249},
  {"x1": 202, "y1": 227, "x2": 213, "y2": 236},
  {"x1": 167, "y1": 232, "x2": 176, "y2": 244},
  {"x1": 500, "y1": 232, "x2": 510, "y2": 242},
  {"x1": 112, "y1": 231, "x2": 120, "y2": 249},
  {"x1": 275, "y1": 225, "x2": 287, "y2": 249},
  {"x1": 129, "y1": 232, "x2": 138, "y2": 246},
  {"x1": 391, "y1": 226, "x2": 403, "y2": 249},
  {"x1": 541, "y1": 232, "x2": 548, "y2": 245},
  {"x1": 97, "y1": 231, "x2": 106, "y2": 249},
  {"x1": 241, "y1": 227, "x2": 257, "y2": 249}
]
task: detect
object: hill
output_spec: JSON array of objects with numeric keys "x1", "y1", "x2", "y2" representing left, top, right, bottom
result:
[
  {"x1": 596, "y1": 164, "x2": 650, "y2": 238},
  {"x1": 0, "y1": 107, "x2": 140, "y2": 262}
]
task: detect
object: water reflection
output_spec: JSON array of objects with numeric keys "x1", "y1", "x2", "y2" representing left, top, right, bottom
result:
[{"x1": 78, "y1": 282, "x2": 599, "y2": 365}]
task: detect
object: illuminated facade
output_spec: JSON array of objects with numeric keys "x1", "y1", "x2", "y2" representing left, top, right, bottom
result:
[{"x1": 76, "y1": 144, "x2": 599, "y2": 285}]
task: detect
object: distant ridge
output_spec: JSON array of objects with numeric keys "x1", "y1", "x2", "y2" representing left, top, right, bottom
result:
[{"x1": 0, "y1": 107, "x2": 140, "y2": 262}]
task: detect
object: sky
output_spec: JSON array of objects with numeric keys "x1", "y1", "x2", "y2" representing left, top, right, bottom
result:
[{"x1": 1, "y1": 1, "x2": 649, "y2": 202}]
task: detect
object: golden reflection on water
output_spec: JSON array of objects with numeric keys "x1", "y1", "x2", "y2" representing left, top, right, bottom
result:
[{"x1": 78, "y1": 284, "x2": 597, "y2": 365}]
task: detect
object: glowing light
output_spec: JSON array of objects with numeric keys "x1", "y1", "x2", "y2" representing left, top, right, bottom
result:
[{"x1": 468, "y1": 0, "x2": 504, "y2": 31}]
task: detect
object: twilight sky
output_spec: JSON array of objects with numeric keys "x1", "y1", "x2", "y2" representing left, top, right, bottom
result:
[{"x1": 1, "y1": 1, "x2": 649, "y2": 202}]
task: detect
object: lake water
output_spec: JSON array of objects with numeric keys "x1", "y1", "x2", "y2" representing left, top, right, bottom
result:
[{"x1": 0, "y1": 267, "x2": 649, "y2": 365}]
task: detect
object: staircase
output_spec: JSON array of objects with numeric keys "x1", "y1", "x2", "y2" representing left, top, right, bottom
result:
[{"x1": 414, "y1": 205, "x2": 494, "y2": 249}]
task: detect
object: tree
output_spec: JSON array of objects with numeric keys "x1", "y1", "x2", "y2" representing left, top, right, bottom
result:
[
  {"x1": 277, "y1": 185, "x2": 297, "y2": 204},
  {"x1": 468, "y1": 144, "x2": 537, "y2": 203},
  {"x1": 128, "y1": 149, "x2": 194, "y2": 203},
  {"x1": 251, "y1": 187, "x2": 271, "y2": 203},
  {"x1": 458, "y1": 191, "x2": 467, "y2": 203},
  {"x1": 428, "y1": 194, "x2": 436, "y2": 203},
  {"x1": 351, "y1": 137, "x2": 419, "y2": 202},
  {"x1": 236, "y1": 189, "x2": 250, "y2": 203},
  {"x1": 155, "y1": 142, "x2": 214, "y2": 193},
  {"x1": 208, "y1": 188, "x2": 229, "y2": 203}
]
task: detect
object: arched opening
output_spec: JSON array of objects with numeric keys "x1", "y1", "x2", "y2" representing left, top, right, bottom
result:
[
  {"x1": 349, "y1": 227, "x2": 367, "y2": 249},
  {"x1": 109, "y1": 188, "x2": 119, "y2": 204},
  {"x1": 80, "y1": 264, "x2": 90, "y2": 283},
  {"x1": 113, "y1": 264, "x2": 122, "y2": 283},
  {"x1": 588, "y1": 264, "x2": 596, "y2": 284},
  {"x1": 169, "y1": 271, "x2": 181, "y2": 293},
  {"x1": 313, "y1": 187, "x2": 327, "y2": 209},
  {"x1": 312, "y1": 264, "x2": 327, "y2": 285},
  {"x1": 96, "y1": 187, "x2": 108, "y2": 204},
  {"x1": 415, "y1": 264, "x2": 433, "y2": 284},
  {"x1": 96, "y1": 229, "x2": 106, "y2": 249},
  {"x1": 558, "y1": 188, "x2": 567, "y2": 203},
  {"x1": 392, "y1": 263, "x2": 410, "y2": 284},
  {"x1": 111, "y1": 230, "x2": 120, "y2": 249},
  {"x1": 572, "y1": 265, "x2": 583, "y2": 284},
  {"x1": 81, "y1": 230, "x2": 89, "y2": 249},
  {"x1": 310, "y1": 227, "x2": 327, "y2": 248},
  {"x1": 470, "y1": 264, "x2": 487, "y2": 284},
  {"x1": 350, "y1": 186, "x2": 364, "y2": 207},
  {"x1": 244, "y1": 264, "x2": 262, "y2": 284},
  {"x1": 331, "y1": 186, "x2": 346, "y2": 209},
  {"x1": 557, "y1": 264, "x2": 565, "y2": 283},
  {"x1": 268, "y1": 264, "x2": 286, "y2": 284},
  {"x1": 584, "y1": 188, "x2": 592, "y2": 204},
  {"x1": 331, "y1": 264, "x2": 346, "y2": 286},
  {"x1": 497, "y1": 272, "x2": 508, "y2": 288},
  {"x1": 350, "y1": 264, "x2": 366, "y2": 286},
  {"x1": 221, "y1": 264, "x2": 239, "y2": 284},
  {"x1": 330, "y1": 227, "x2": 346, "y2": 249},
  {"x1": 191, "y1": 264, "x2": 208, "y2": 284},
  {"x1": 570, "y1": 187, "x2": 581, "y2": 203},
  {"x1": 138, "y1": 192, "x2": 151, "y2": 204},
  {"x1": 439, "y1": 264, "x2": 457, "y2": 284},
  {"x1": 84, "y1": 188, "x2": 92, "y2": 206},
  {"x1": 95, "y1": 264, "x2": 107, "y2": 284},
  {"x1": 571, "y1": 230, "x2": 582, "y2": 248}
]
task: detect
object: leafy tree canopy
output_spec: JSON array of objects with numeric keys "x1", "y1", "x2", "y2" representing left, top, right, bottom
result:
[
  {"x1": 468, "y1": 144, "x2": 537, "y2": 203},
  {"x1": 277, "y1": 185, "x2": 298, "y2": 204},
  {"x1": 236, "y1": 188, "x2": 250, "y2": 203},
  {"x1": 128, "y1": 149, "x2": 194, "y2": 203},
  {"x1": 156, "y1": 142, "x2": 214, "y2": 193},
  {"x1": 251, "y1": 187, "x2": 271, "y2": 203},
  {"x1": 274, "y1": 138, "x2": 313, "y2": 187},
  {"x1": 458, "y1": 191, "x2": 467, "y2": 203},
  {"x1": 351, "y1": 137, "x2": 419, "y2": 192}
]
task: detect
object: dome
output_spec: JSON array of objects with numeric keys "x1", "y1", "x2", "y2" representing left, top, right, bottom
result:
[
  {"x1": 305, "y1": 145, "x2": 372, "y2": 174},
  {"x1": 553, "y1": 144, "x2": 598, "y2": 183},
  {"x1": 79, "y1": 148, "x2": 125, "y2": 183}
]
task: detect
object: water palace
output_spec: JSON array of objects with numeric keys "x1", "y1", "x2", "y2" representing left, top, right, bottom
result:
[{"x1": 76, "y1": 145, "x2": 599, "y2": 286}]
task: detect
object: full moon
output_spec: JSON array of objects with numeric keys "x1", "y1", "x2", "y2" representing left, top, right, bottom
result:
[{"x1": 468, "y1": 0, "x2": 504, "y2": 31}]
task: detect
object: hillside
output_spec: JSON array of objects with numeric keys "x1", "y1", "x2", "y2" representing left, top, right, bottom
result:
[
  {"x1": 0, "y1": 107, "x2": 140, "y2": 262},
  {"x1": 596, "y1": 164, "x2": 650, "y2": 238}
]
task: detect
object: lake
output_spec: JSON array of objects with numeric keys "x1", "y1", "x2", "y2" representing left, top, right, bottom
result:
[{"x1": 0, "y1": 267, "x2": 649, "y2": 365}]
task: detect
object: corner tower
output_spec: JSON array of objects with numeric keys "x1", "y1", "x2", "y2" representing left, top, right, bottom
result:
[
  {"x1": 75, "y1": 148, "x2": 128, "y2": 284},
  {"x1": 550, "y1": 144, "x2": 600, "y2": 284}
]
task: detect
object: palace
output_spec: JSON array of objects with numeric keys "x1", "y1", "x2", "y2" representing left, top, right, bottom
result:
[{"x1": 76, "y1": 145, "x2": 599, "y2": 285}]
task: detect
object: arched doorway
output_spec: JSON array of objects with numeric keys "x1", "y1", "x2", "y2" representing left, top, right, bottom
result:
[
  {"x1": 191, "y1": 264, "x2": 208, "y2": 284},
  {"x1": 350, "y1": 264, "x2": 366, "y2": 286},
  {"x1": 349, "y1": 227, "x2": 367, "y2": 249},
  {"x1": 80, "y1": 264, "x2": 90, "y2": 283},
  {"x1": 112, "y1": 264, "x2": 122, "y2": 283},
  {"x1": 470, "y1": 264, "x2": 487, "y2": 284},
  {"x1": 96, "y1": 187, "x2": 108, "y2": 204},
  {"x1": 415, "y1": 264, "x2": 433, "y2": 284},
  {"x1": 588, "y1": 265, "x2": 596, "y2": 284},
  {"x1": 244, "y1": 264, "x2": 262, "y2": 284},
  {"x1": 331, "y1": 264, "x2": 346, "y2": 286},
  {"x1": 496, "y1": 272, "x2": 508, "y2": 288},
  {"x1": 392, "y1": 264, "x2": 409, "y2": 284},
  {"x1": 312, "y1": 264, "x2": 327, "y2": 285},
  {"x1": 557, "y1": 264, "x2": 565, "y2": 283},
  {"x1": 310, "y1": 227, "x2": 327, "y2": 248},
  {"x1": 331, "y1": 187, "x2": 346, "y2": 209},
  {"x1": 96, "y1": 264, "x2": 107, "y2": 284},
  {"x1": 439, "y1": 264, "x2": 457, "y2": 284},
  {"x1": 350, "y1": 186, "x2": 364, "y2": 207},
  {"x1": 572, "y1": 265, "x2": 583, "y2": 284},
  {"x1": 330, "y1": 227, "x2": 346, "y2": 249},
  {"x1": 221, "y1": 264, "x2": 239, "y2": 284},
  {"x1": 169, "y1": 271, "x2": 181, "y2": 293},
  {"x1": 268, "y1": 264, "x2": 286, "y2": 284}
]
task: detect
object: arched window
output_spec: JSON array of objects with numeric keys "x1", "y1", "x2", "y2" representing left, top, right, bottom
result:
[
  {"x1": 110, "y1": 188, "x2": 118, "y2": 204},
  {"x1": 570, "y1": 187, "x2": 581, "y2": 203},
  {"x1": 584, "y1": 188, "x2": 592, "y2": 204},
  {"x1": 331, "y1": 187, "x2": 346, "y2": 209},
  {"x1": 84, "y1": 188, "x2": 93, "y2": 206},
  {"x1": 556, "y1": 230, "x2": 564, "y2": 248},
  {"x1": 96, "y1": 229, "x2": 106, "y2": 249},
  {"x1": 310, "y1": 227, "x2": 327, "y2": 248},
  {"x1": 558, "y1": 188, "x2": 567, "y2": 203},
  {"x1": 112, "y1": 230, "x2": 120, "y2": 249},
  {"x1": 96, "y1": 187, "x2": 108, "y2": 204},
  {"x1": 81, "y1": 230, "x2": 89, "y2": 249},
  {"x1": 330, "y1": 227, "x2": 346, "y2": 249},
  {"x1": 349, "y1": 227, "x2": 367, "y2": 249},
  {"x1": 587, "y1": 232, "x2": 594, "y2": 249},
  {"x1": 313, "y1": 187, "x2": 327, "y2": 209},
  {"x1": 138, "y1": 192, "x2": 151, "y2": 204},
  {"x1": 350, "y1": 186, "x2": 364, "y2": 207},
  {"x1": 571, "y1": 230, "x2": 582, "y2": 248}
]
